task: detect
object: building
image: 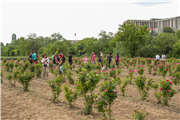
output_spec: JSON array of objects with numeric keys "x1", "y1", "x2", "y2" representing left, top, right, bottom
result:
[
  {"x1": 123, "y1": 16, "x2": 180, "y2": 34},
  {"x1": 68, "y1": 40, "x2": 81, "y2": 44}
]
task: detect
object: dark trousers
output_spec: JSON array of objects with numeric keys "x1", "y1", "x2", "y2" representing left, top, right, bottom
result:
[
  {"x1": 69, "y1": 62, "x2": 72, "y2": 70},
  {"x1": 53, "y1": 60, "x2": 56, "y2": 64},
  {"x1": 116, "y1": 61, "x2": 118, "y2": 66},
  {"x1": 109, "y1": 61, "x2": 111, "y2": 68}
]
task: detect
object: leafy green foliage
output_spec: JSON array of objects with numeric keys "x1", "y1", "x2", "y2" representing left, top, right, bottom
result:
[{"x1": 131, "y1": 110, "x2": 149, "y2": 120}]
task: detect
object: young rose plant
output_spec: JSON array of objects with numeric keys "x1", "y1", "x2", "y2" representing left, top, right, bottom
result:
[
  {"x1": 94, "y1": 80, "x2": 117, "y2": 120},
  {"x1": 67, "y1": 70, "x2": 74, "y2": 84},
  {"x1": 156, "y1": 79, "x2": 176, "y2": 105},
  {"x1": 109, "y1": 68, "x2": 116, "y2": 78},
  {"x1": 75, "y1": 68, "x2": 101, "y2": 115},
  {"x1": 131, "y1": 110, "x2": 149, "y2": 120},
  {"x1": 128, "y1": 68, "x2": 134, "y2": 84},
  {"x1": 134, "y1": 76, "x2": 153, "y2": 101},
  {"x1": 9, "y1": 61, "x2": 14, "y2": 72},
  {"x1": 7, "y1": 73, "x2": 13, "y2": 85},
  {"x1": 18, "y1": 71, "x2": 34, "y2": 91},
  {"x1": 120, "y1": 78, "x2": 130, "y2": 96},
  {"x1": 17, "y1": 58, "x2": 21, "y2": 62},
  {"x1": 63, "y1": 84, "x2": 78, "y2": 107},
  {"x1": 1, "y1": 70, "x2": 3, "y2": 83},
  {"x1": 137, "y1": 66, "x2": 144, "y2": 75},
  {"x1": 34, "y1": 64, "x2": 42, "y2": 78},
  {"x1": 12, "y1": 69, "x2": 21, "y2": 86},
  {"x1": 47, "y1": 75, "x2": 64, "y2": 101}
]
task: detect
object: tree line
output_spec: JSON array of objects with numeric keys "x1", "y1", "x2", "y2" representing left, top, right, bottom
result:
[{"x1": 1, "y1": 21, "x2": 180, "y2": 58}]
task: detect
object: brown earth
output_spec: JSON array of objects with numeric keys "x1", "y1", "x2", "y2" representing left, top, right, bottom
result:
[{"x1": 1, "y1": 63, "x2": 180, "y2": 120}]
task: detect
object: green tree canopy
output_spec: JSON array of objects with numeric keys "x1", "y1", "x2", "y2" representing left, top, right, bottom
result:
[{"x1": 163, "y1": 27, "x2": 175, "y2": 34}]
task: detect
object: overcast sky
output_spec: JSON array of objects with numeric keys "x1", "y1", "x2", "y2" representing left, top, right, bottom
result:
[{"x1": 1, "y1": 0, "x2": 180, "y2": 45}]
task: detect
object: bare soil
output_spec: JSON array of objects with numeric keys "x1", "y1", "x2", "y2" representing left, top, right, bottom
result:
[{"x1": 1, "y1": 63, "x2": 180, "y2": 120}]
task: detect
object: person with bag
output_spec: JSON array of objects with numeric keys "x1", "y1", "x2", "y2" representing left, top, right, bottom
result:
[
  {"x1": 91, "y1": 52, "x2": 96, "y2": 64},
  {"x1": 41, "y1": 54, "x2": 49, "y2": 79},
  {"x1": 107, "y1": 53, "x2": 112, "y2": 69},
  {"x1": 32, "y1": 51, "x2": 39, "y2": 64},
  {"x1": 29, "y1": 52, "x2": 33, "y2": 64}
]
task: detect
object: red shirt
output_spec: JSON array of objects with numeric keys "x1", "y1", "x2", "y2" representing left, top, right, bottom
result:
[{"x1": 92, "y1": 55, "x2": 96, "y2": 61}]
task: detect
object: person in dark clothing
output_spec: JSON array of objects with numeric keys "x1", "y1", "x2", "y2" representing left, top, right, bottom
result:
[
  {"x1": 52, "y1": 52, "x2": 56, "y2": 64},
  {"x1": 98, "y1": 53, "x2": 101, "y2": 63},
  {"x1": 68, "y1": 52, "x2": 73, "y2": 70},
  {"x1": 115, "y1": 54, "x2": 119, "y2": 66},
  {"x1": 29, "y1": 52, "x2": 33, "y2": 64},
  {"x1": 107, "y1": 53, "x2": 112, "y2": 68}
]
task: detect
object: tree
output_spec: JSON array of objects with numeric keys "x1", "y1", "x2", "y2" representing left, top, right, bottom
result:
[
  {"x1": 151, "y1": 33, "x2": 178, "y2": 56},
  {"x1": 50, "y1": 32, "x2": 65, "y2": 41},
  {"x1": 12, "y1": 33, "x2": 16, "y2": 41},
  {"x1": 176, "y1": 30, "x2": 180, "y2": 39},
  {"x1": 116, "y1": 20, "x2": 149, "y2": 58},
  {"x1": 172, "y1": 40, "x2": 180, "y2": 58},
  {"x1": 163, "y1": 27, "x2": 175, "y2": 34}
]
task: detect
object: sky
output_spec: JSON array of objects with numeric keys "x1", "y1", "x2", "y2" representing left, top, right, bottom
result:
[{"x1": 1, "y1": 0, "x2": 180, "y2": 45}]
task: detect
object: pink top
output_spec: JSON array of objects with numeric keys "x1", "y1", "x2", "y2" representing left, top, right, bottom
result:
[
  {"x1": 84, "y1": 58, "x2": 88, "y2": 63},
  {"x1": 92, "y1": 55, "x2": 96, "y2": 61}
]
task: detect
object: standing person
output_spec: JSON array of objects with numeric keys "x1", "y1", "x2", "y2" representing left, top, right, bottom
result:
[
  {"x1": 57, "y1": 54, "x2": 64, "y2": 75},
  {"x1": 61, "y1": 53, "x2": 66, "y2": 64},
  {"x1": 115, "y1": 54, "x2": 119, "y2": 66},
  {"x1": 100, "y1": 51, "x2": 104, "y2": 67},
  {"x1": 161, "y1": 53, "x2": 166, "y2": 64},
  {"x1": 41, "y1": 54, "x2": 49, "y2": 79},
  {"x1": 52, "y1": 52, "x2": 56, "y2": 64},
  {"x1": 91, "y1": 52, "x2": 96, "y2": 64},
  {"x1": 32, "y1": 51, "x2": 39, "y2": 64},
  {"x1": 107, "y1": 53, "x2": 112, "y2": 68},
  {"x1": 83, "y1": 55, "x2": 89, "y2": 63},
  {"x1": 29, "y1": 52, "x2": 33, "y2": 64},
  {"x1": 155, "y1": 54, "x2": 160, "y2": 65},
  {"x1": 68, "y1": 52, "x2": 73, "y2": 70},
  {"x1": 98, "y1": 53, "x2": 101, "y2": 64}
]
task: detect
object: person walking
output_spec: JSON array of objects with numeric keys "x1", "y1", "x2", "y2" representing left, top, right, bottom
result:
[
  {"x1": 41, "y1": 54, "x2": 49, "y2": 79},
  {"x1": 32, "y1": 51, "x2": 39, "y2": 64},
  {"x1": 68, "y1": 52, "x2": 73, "y2": 70},
  {"x1": 115, "y1": 54, "x2": 119, "y2": 66},
  {"x1": 155, "y1": 54, "x2": 160, "y2": 65},
  {"x1": 52, "y1": 52, "x2": 56, "y2": 64},
  {"x1": 57, "y1": 54, "x2": 64, "y2": 75},
  {"x1": 100, "y1": 51, "x2": 104, "y2": 67},
  {"x1": 91, "y1": 52, "x2": 96, "y2": 64},
  {"x1": 107, "y1": 53, "x2": 112, "y2": 69},
  {"x1": 29, "y1": 52, "x2": 33, "y2": 64}
]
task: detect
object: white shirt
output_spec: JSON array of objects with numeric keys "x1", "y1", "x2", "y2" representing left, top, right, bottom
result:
[
  {"x1": 41, "y1": 58, "x2": 49, "y2": 66},
  {"x1": 156, "y1": 55, "x2": 160, "y2": 60},
  {"x1": 162, "y1": 55, "x2": 166, "y2": 60}
]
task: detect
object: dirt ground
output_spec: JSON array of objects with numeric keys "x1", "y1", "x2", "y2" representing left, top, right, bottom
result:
[{"x1": 1, "y1": 64, "x2": 180, "y2": 120}]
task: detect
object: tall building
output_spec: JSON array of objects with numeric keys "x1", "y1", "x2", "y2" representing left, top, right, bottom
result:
[{"x1": 123, "y1": 16, "x2": 180, "y2": 34}]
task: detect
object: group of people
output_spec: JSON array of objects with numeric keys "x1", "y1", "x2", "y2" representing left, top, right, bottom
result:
[
  {"x1": 29, "y1": 51, "x2": 73, "y2": 79},
  {"x1": 28, "y1": 51, "x2": 121, "y2": 79},
  {"x1": 155, "y1": 53, "x2": 166, "y2": 65}
]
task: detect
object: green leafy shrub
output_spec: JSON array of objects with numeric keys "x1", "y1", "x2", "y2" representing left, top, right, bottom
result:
[
  {"x1": 134, "y1": 76, "x2": 153, "y2": 100},
  {"x1": 95, "y1": 81, "x2": 117, "y2": 119},
  {"x1": 47, "y1": 75, "x2": 64, "y2": 101},
  {"x1": 1, "y1": 70, "x2": 3, "y2": 83},
  {"x1": 131, "y1": 110, "x2": 149, "y2": 120},
  {"x1": 120, "y1": 78, "x2": 130, "y2": 96},
  {"x1": 75, "y1": 68, "x2": 100, "y2": 115},
  {"x1": 63, "y1": 84, "x2": 78, "y2": 107},
  {"x1": 7, "y1": 73, "x2": 13, "y2": 85},
  {"x1": 18, "y1": 71, "x2": 34, "y2": 91}
]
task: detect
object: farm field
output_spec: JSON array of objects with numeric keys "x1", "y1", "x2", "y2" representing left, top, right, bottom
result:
[{"x1": 1, "y1": 58, "x2": 180, "y2": 120}]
